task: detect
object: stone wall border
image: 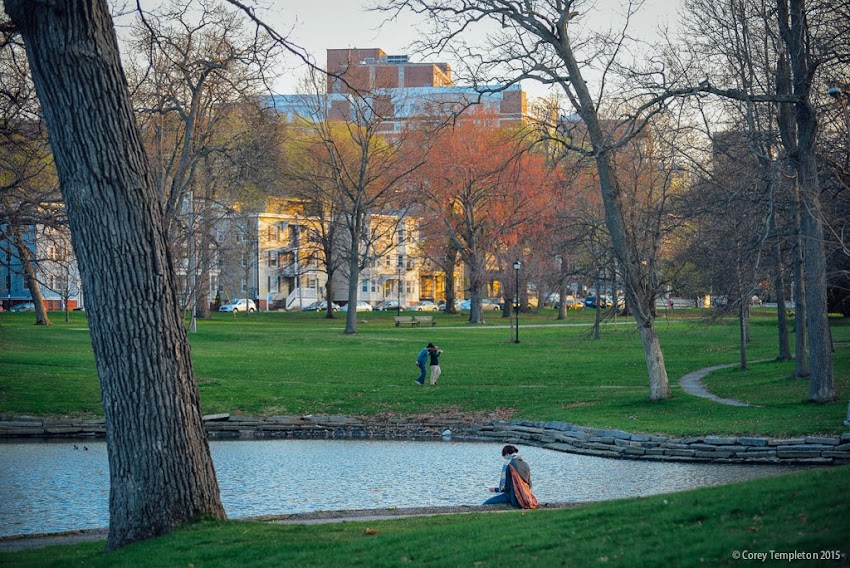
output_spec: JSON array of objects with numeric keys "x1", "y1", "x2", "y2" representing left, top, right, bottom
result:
[{"x1": 1, "y1": 414, "x2": 848, "y2": 466}]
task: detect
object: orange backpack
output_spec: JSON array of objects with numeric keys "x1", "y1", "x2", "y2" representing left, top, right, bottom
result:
[{"x1": 509, "y1": 467, "x2": 539, "y2": 509}]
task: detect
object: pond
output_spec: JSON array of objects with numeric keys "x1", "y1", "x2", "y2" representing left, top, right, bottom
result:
[{"x1": 0, "y1": 438, "x2": 803, "y2": 537}]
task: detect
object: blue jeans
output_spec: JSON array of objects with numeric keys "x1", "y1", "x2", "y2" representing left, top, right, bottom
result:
[
  {"x1": 416, "y1": 362, "x2": 426, "y2": 384},
  {"x1": 483, "y1": 491, "x2": 512, "y2": 505}
]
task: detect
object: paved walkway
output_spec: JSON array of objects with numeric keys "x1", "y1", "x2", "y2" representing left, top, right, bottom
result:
[{"x1": 679, "y1": 364, "x2": 757, "y2": 407}]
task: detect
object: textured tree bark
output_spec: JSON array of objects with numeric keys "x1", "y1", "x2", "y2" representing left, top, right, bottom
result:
[
  {"x1": 798, "y1": 146, "x2": 834, "y2": 401},
  {"x1": 3, "y1": 0, "x2": 225, "y2": 549},
  {"x1": 791, "y1": 186, "x2": 809, "y2": 377}
]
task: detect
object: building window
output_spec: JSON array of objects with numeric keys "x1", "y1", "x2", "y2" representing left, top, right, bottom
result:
[
  {"x1": 267, "y1": 251, "x2": 279, "y2": 267},
  {"x1": 406, "y1": 280, "x2": 413, "y2": 294},
  {"x1": 47, "y1": 245, "x2": 66, "y2": 262},
  {"x1": 361, "y1": 279, "x2": 369, "y2": 293}
]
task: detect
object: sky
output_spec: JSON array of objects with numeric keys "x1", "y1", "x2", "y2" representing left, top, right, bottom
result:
[{"x1": 263, "y1": 0, "x2": 684, "y2": 103}]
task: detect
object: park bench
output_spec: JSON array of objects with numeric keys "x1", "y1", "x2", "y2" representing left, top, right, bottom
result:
[
  {"x1": 394, "y1": 316, "x2": 418, "y2": 327},
  {"x1": 414, "y1": 316, "x2": 436, "y2": 327}
]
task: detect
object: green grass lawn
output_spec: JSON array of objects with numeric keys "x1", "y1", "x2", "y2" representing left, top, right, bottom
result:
[
  {"x1": 3, "y1": 464, "x2": 848, "y2": 567},
  {"x1": 2, "y1": 309, "x2": 848, "y2": 566},
  {"x1": 0, "y1": 308, "x2": 848, "y2": 436}
]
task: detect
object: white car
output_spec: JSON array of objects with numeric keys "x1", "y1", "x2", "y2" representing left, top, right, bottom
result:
[
  {"x1": 219, "y1": 299, "x2": 257, "y2": 313},
  {"x1": 412, "y1": 300, "x2": 439, "y2": 311},
  {"x1": 340, "y1": 301, "x2": 373, "y2": 312}
]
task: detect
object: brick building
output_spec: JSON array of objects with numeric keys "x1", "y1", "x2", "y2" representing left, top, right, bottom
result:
[
  {"x1": 326, "y1": 48, "x2": 453, "y2": 93},
  {"x1": 271, "y1": 48, "x2": 527, "y2": 132}
]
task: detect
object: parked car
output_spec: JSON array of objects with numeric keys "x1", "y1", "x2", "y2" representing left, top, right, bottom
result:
[
  {"x1": 218, "y1": 299, "x2": 256, "y2": 313},
  {"x1": 543, "y1": 293, "x2": 560, "y2": 307},
  {"x1": 374, "y1": 300, "x2": 402, "y2": 311},
  {"x1": 554, "y1": 296, "x2": 584, "y2": 310},
  {"x1": 438, "y1": 299, "x2": 462, "y2": 311},
  {"x1": 340, "y1": 300, "x2": 373, "y2": 312},
  {"x1": 584, "y1": 296, "x2": 622, "y2": 309},
  {"x1": 458, "y1": 299, "x2": 501, "y2": 311},
  {"x1": 10, "y1": 302, "x2": 36, "y2": 312},
  {"x1": 412, "y1": 300, "x2": 439, "y2": 311},
  {"x1": 302, "y1": 301, "x2": 340, "y2": 312}
]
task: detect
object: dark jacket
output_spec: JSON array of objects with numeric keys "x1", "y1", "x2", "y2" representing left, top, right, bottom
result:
[{"x1": 502, "y1": 457, "x2": 532, "y2": 508}]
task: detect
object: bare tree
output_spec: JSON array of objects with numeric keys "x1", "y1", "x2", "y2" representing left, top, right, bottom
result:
[
  {"x1": 675, "y1": 0, "x2": 835, "y2": 400},
  {"x1": 380, "y1": 0, "x2": 681, "y2": 398},
  {"x1": 126, "y1": 0, "x2": 278, "y2": 322},
  {"x1": 285, "y1": 73, "x2": 425, "y2": 333},
  {"x1": 0, "y1": 26, "x2": 58, "y2": 325},
  {"x1": 413, "y1": 115, "x2": 542, "y2": 324},
  {"x1": 3, "y1": 0, "x2": 225, "y2": 549},
  {"x1": 37, "y1": 226, "x2": 81, "y2": 321}
]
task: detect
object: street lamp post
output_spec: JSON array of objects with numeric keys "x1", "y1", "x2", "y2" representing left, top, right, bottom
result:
[
  {"x1": 397, "y1": 263, "x2": 403, "y2": 317},
  {"x1": 295, "y1": 214, "x2": 302, "y2": 311},
  {"x1": 513, "y1": 260, "x2": 521, "y2": 343}
]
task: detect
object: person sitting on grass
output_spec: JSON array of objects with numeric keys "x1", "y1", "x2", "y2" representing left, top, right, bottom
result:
[{"x1": 483, "y1": 445, "x2": 538, "y2": 509}]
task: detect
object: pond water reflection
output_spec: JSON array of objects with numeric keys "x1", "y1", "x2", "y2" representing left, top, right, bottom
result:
[{"x1": 0, "y1": 438, "x2": 803, "y2": 537}]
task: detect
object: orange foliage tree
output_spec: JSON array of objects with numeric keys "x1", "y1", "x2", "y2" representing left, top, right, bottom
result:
[{"x1": 412, "y1": 114, "x2": 549, "y2": 323}]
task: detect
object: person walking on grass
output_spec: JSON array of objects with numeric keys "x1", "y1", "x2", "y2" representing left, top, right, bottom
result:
[
  {"x1": 428, "y1": 343, "x2": 442, "y2": 386},
  {"x1": 415, "y1": 344, "x2": 430, "y2": 385}
]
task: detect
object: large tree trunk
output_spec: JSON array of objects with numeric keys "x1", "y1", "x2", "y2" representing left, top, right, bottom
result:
[
  {"x1": 345, "y1": 225, "x2": 360, "y2": 334},
  {"x1": 798, "y1": 146, "x2": 834, "y2": 401},
  {"x1": 557, "y1": 279, "x2": 568, "y2": 321},
  {"x1": 597, "y1": 161, "x2": 669, "y2": 398},
  {"x1": 4, "y1": 0, "x2": 225, "y2": 549},
  {"x1": 779, "y1": 0, "x2": 834, "y2": 401},
  {"x1": 443, "y1": 247, "x2": 458, "y2": 315},
  {"x1": 791, "y1": 184, "x2": 809, "y2": 377},
  {"x1": 739, "y1": 302, "x2": 749, "y2": 371},
  {"x1": 558, "y1": 35, "x2": 670, "y2": 400},
  {"x1": 324, "y1": 273, "x2": 336, "y2": 318},
  {"x1": 467, "y1": 253, "x2": 485, "y2": 324},
  {"x1": 11, "y1": 225, "x2": 50, "y2": 326}
]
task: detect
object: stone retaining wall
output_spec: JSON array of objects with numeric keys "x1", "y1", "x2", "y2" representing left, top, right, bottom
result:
[{"x1": 2, "y1": 414, "x2": 848, "y2": 466}]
